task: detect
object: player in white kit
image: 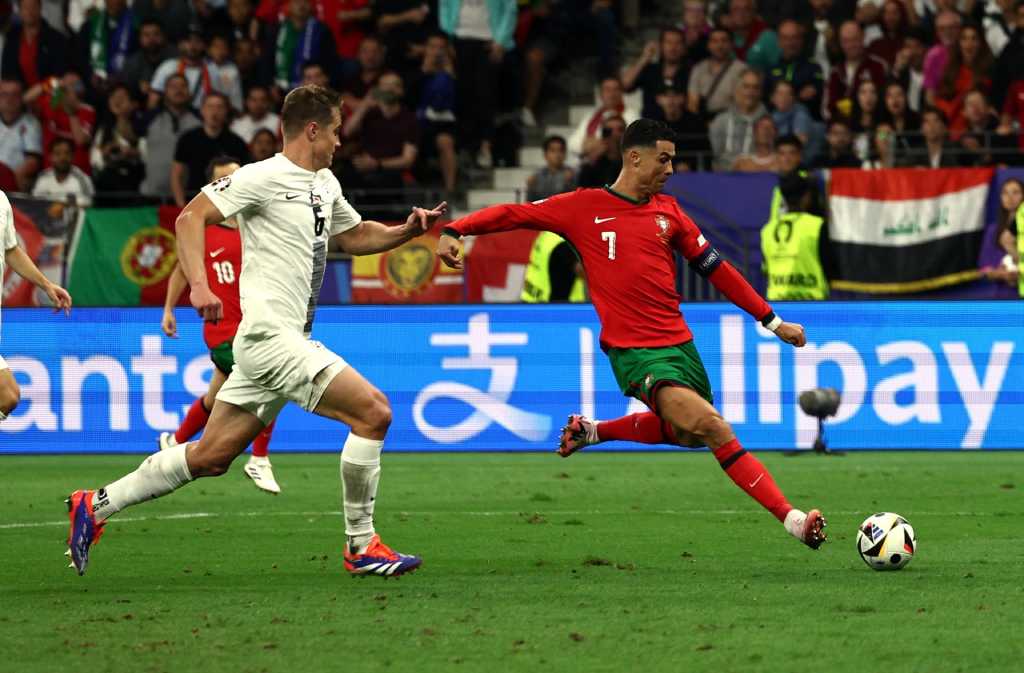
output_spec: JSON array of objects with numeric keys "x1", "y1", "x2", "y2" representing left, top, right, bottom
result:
[
  {"x1": 66, "y1": 85, "x2": 446, "y2": 577},
  {"x1": 0, "y1": 191, "x2": 73, "y2": 422}
]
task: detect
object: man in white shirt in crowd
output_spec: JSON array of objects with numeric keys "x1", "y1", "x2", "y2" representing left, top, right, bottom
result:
[
  {"x1": 230, "y1": 86, "x2": 280, "y2": 143},
  {"x1": 32, "y1": 138, "x2": 95, "y2": 206},
  {"x1": 150, "y1": 24, "x2": 243, "y2": 111},
  {"x1": 567, "y1": 76, "x2": 639, "y2": 161}
]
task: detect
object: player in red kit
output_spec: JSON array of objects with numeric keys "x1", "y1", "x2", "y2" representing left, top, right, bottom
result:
[
  {"x1": 438, "y1": 119, "x2": 826, "y2": 550},
  {"x1": 160, "y1": 157, "x2": 280, "y2": 494}
]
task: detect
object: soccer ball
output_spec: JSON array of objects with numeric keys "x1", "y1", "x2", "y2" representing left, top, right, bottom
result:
[{"x1": 856, "y1": 512, "x2": 916, "y2": 571}]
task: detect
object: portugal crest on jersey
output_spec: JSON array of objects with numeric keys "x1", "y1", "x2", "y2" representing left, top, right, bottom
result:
[{"x1": 655, "y1": 215, "x2": 671, "y2": 242}]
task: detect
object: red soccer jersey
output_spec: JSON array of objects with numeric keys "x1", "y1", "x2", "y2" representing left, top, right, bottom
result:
[
  {"x1": 447, "y1": 187, "x2": 772, "y2": 349},
  {"x1": 203, "y1": 223, "x2": 243, "y2": 350},
  {"x1": 39, "y1": 93, "x2": 96, "y2": 174}
]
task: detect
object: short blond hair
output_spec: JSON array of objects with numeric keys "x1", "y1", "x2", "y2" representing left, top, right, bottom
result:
[{"x1": 281, "y1": 85, "x2": 343, "y2": 139}]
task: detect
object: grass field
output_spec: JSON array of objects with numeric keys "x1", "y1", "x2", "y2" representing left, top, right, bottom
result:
[{"x1": 1, "y1": 451, "x2": 1022, "y2": 672}]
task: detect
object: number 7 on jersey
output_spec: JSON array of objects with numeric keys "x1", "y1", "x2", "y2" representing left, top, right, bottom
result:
[{"x1": 601, "y1": 231, "x2": 616, "y2": 260}]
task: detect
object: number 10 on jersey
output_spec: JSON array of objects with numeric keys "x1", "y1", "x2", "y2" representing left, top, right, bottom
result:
[{"x1": 602, "y1": 231, "x2": 616, "y2": 260}]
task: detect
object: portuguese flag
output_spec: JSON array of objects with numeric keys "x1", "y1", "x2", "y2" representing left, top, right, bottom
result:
[{"x1": 68, "y1": 206, "x2": 188, "y2": 306}]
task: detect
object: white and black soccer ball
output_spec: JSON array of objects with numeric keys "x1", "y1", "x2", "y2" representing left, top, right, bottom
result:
[{"x1": 856, "y1": 512, "x2": 916, "y2": 571}]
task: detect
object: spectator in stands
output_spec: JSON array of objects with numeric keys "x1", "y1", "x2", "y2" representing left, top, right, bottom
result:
[
  {"x1": 527, "y1": 135, "x2": 576, "y2": 201},
  {"x1": 985, "y1": 0, "x2": 1018, "y2": 57},
  {"x1": 120, "y1": 20, "x2": 176, "y2": 100},
  {"x1": 861, "y1": 121, "x2": 896, "y2": 168},
  {"x1": 301, "y1": 60, "x2": 332, "y2": 87},
  {"x1": 79, "y1": 0, "x2": 140, "y2": 95},
  {"x1": 764, "y1": 21, "x2": 824, "y2": 122},
  {"x1": 32, "y1": 137, "x2": 95, "y2": 206},
  {"x1": 823, "y1": 21, "x2": 888, "y2": 121},
  {"x1": 328, "y1": 0, "x2": 373, "y2": 73},
  {"x1": 850, "y1": 78, "x2": 883, "y2": 156},
  {"x1": 250, "y1": 127, "x2": 278, "y2": 162},
  {"x1": 812, "y1": 116, "x2": 862, "y2": 167},
  {"x1": 140, "y1": 73, "x2": 202, "y2": 200},
  {"x1": 375, "y1": 0, "x2": 435, "y2": 74},
  {"x1": 1, "y1": 0, "x2": 70, "y2": 89},
  {"x1": 727, "y1": 0, "x2": 779, "y2": 73},
  {"x1": 568, "y1": 76, "x2": 639, "y2": 161},
  {"x1": 341, "y1": 71, "x2": 420, "y2": 193},
  {"x1": 0, "y1": 78, "x2": 42, "y2": 191},
  {"x1": 978, "y1": 177, "x2": 1022, "y2": 297},
  {"x1": 263, "y1": 0, "x2": 339, "y2": 98},
  {"x1": 804, "y1": 0, "x2": 844, "y2": 77},
  {"x1": 992, "y1": 1, "x2": 1024, "y2": 111},
  {"x1": 133, "y1": 0, "x2": 196, "y2": 44},
  {"x1": 680, "y1": 0, "x2": 711, "y2": 66},
  {"x1": 231, "y1": 86, "x2": 280, "y2": 143},
  {"x1": 931, "y1": 24, "x2": 994, "y2": 141},
  {"x1": 732, "y1": 115, "x2": 780, "y2": 172},
  {"x1": 879, "y1": 79, "x2": 921, "y2": 153},
  {"x1": 891, "y1": 29, "x2": 927, "y2": 112},
  {"x1": 519, "y1": 0, "x2": 561, "y2": 128},
  {"x1": 25, "y1": 72, "x2": 96, "y2": 176},
  {"x1": 921, "y1": 10, "x2": 962, "y2": 102},
  {"x1": 959, "y1": 88, "x2": 1017, "y2": 165},
  {"x1": 864, "y1": 0, "x2": 911, "y2": 68},
  {"x1": 342, "y1": 35, "x2": 385, "y2": 104},
  {"x1": 68, "y1": 0, "x2": 105, "y2": 35},
  {"x1": 230, "y1": 39, "x2": 260, "y2": 97},
  {"x1": 1000, "y1": 74, "x2": 1024, "y2": 150},
  {"x1": 654, "y1": 82, "x2": 710, "y2": 171},
  {"x1": 92, "y1": 84, "x2": 144, "y2": 192},
  {"x1": 578, "y1": 115, "x2": 625, "y2": 188},
  {"x1": 902, "y1": 106, "x2": 962, "y2": 167},
  {"x1": 150, "y1": 25, "x2": 243, "y2": 112},
  {"x1": 770, "y1": 80, "x2": 814, "y2": 151},
  {"x1": 688, "y1": 27, "x2": 748, "y2": 121},
  {"x1": 440, "y1": 0, "x2": 517, "y2": 169},
  {"x1": 775, "y1": 133, "x2": 804, "y2": 178},
  {"x1": 621, "y1": 28, "x2": 689, "y2": 120},
  {"x1": 171, "y1": 92, "x2": 250, "y2": 206},
  {"x1": 709, "y1": 69, "x2": 768, "y2": 171},
  {"x1": 406, "y1": 32, "x2": 457, "y2": 191},
  {"x1": 207, "y1": 0, "x2": 265, "y2": 45}
]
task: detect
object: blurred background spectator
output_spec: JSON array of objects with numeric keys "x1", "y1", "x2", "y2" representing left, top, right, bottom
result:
[
  {"x1": 865, "y1": 0, "x2": 911, "y2": 68},
  {"x1": 930, "y1": 23, "x2": 993, "y2": 140},
  {"x1": 823, "y1": 21, "x2": 887, "y2": 121},
  {"x1": 921, "y1": 10, "x2": 962, "y2": 101},
  {"x1": 812, "y1": 116, "x2": 861, "y2": 167},
  {"x1": 406, "y1": 31, "x2": 456, "y2": 191},
  {"x1": 374, "y1": 0, "x2": 435, "y2": 75},
  {"x1": 25, "y1": 72, "x2": 96, "y2": 176},
  {"x1": 32, "y1": 137, "x2": 95, "y2": 206},
  {"x1": 207, "y1": 0, "x2": 265, "y2": 45},
  {"x1": 140, "y1": 72, "x2": 201, "y2": 200},
  {"x1": 120, "y1": 20, "x2": 176, "y2": 100},
  {"x1": 850, "y1": 78, "x2": 883, "y2": 157},
  {"x1": 688, "y1": 27, "x2": 747, "y2": 122},
  {"x1": 0, "y1": 78, "x2": 42, "y2": 190},
  {"x1": 709, "y1": 68, "x2": 767, "y2": 171},
  {"x1": 578, "y1": 114, "x2": 625, "y2": 188},
  {"x1": 992, "y1": 0, "x2": 1024, "y2": 112},
  {"x1": 342, "y1": 35, "x2": 385, "y2": 104},
  {"x1": 250, "y1": 126, "x2": 278, "y2": 161},
  {"x1": 262, "y1": 0, "x2": 339, "y2": 99},
  {"x1": 732, "y1": 114, "x2": 779, "y2": 171},
  {"x1": 879, "y1": 79, "x2": 920, "y2": 152},
  {"x1": 727, "y1": 0, "x2": 779, "y2": 73},
  {"x1": 526, "y1": 135, "x2": 576, "y2": 201},
  {"x1": 151, "y1": 25, "x2": 243, "y2": 111},
  {"x1": 171, "y1": 91, "x2": 249, "y2": 205},
  {"x1": 679, "y1": 0, "x2": 710, "y2": 65},
  {"x1": 654, "y1": 82, "x2": 708, "y2": 171},
  {"x1": 621, "y1": 28, "x2": 688, "y2": 120},
  {"x1": 133, "y1": 0, "x2": 197, "y2": 44},
  {"x1": 891, "y1": 28, "x2": 927, "y2": 111},
  {"x1": 769, "y1": 79, "x2": 815, "y2": 155},
  {"x1": 233, "y1": 37, "x2": 261, "y2": 94},
  {"x1": 91, "y1": 84, "x2": 143, "y2": 193},
  {"x1": 231, "y1": 85, "x2": 280, "y2": 142},
  {"x1": 568, "y1": 76, "x2": 637, "y2": 160},
  {"x1": 902, "y1": 106, "x2": 962, "y2": 167},
  {"x1": 804, "y1": 0, "x2": 845, "y2": 77},
  {"x1": 765, "y1": 20, "x2": 823, "y2": 121},
  {"x1": 1, "y1": 0, "x2": 70, "y2": 89},
  {"x1": 79, "y1": 0, "x2": 140, "y2": 99},
  {"x1": 978, "y1": 177, "x2": 1022, "y2": 297},
  {"x1": 959, "y1": 87, "x2": 1016, "y2": 165}
]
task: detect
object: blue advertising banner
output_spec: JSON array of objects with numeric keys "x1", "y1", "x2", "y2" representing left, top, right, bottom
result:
[{"x1": 0, "y1": 303, "x2": 1021, "y2": 453}]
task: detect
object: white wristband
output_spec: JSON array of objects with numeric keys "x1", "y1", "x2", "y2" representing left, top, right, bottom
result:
[{"x1": 764, "y1": 315, "x2": 783, "y2": 332}]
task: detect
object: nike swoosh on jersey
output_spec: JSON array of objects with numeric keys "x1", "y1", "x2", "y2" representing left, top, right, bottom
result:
[
  {"x1": 285, "y1": 193, "x2": 302, "y2": 200},
  {"x1": 210, "y1": 247, "x2": 226, "y2": 257},
  {"x1": 594, "y1": 216, "x2": 616, "y2": 224}
]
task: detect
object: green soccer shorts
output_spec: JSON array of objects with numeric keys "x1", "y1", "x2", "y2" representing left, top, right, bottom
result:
[
  {"x1": 606, "y1": 340, "x2": 714, "y2": 411},
  {"x1": 210, "y1": 340, "x2": 235, "y2": 375}
]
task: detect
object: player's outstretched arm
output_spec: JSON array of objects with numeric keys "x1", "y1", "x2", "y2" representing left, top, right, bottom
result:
[
  {"x1": 333, "y1": 202, "x2": 447, "y2": 256},
  {"x1": 3, "y1": 244, "x2": 72, "y2": 315},
  {"x1": 161, "y1": 263, "x2": 188, "y2": 338},
  {"x1": 706, "y1": 261, "x2": 806, "y2": 347},
  {"x1": 176, "y1": 192, "x2": 227, "y2": 323}
]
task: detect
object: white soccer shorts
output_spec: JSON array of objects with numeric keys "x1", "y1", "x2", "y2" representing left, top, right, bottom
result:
[
  {"x1": 0, "y1": 354, "x2": 7, "y2": 371},
  {"x1": 216, "y1": 334, "x2": 349, "y2": 426}
]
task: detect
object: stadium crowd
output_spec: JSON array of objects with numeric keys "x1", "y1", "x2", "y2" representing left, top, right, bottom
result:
[{"x1": 0, "y1": 0, "x2": 1022, "y2": 208}]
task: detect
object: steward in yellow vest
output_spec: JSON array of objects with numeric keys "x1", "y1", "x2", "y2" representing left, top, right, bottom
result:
[
  {"x1": 761, "y1": 173, "x2": 830, "y2": 301},
  {"x1": 521, "y1": 231, "x2": 587, "y2": 303}
]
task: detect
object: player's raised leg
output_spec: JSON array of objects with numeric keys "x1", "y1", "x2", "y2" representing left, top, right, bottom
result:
[
  {"x1": 66, "y1": 401, "x2": 266, "y2": 575},
  {"x1": 559, "y1": 411, "x2": 676, "y2": 457},
  {"x1": 653, "y1": 385, "x2": 826, "y2": 549},
  {"x1": 312, "y1": 365, "x2": 422, "y2": 578}
]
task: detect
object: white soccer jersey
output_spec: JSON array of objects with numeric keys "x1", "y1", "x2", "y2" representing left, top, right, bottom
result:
[
  {"x1": 201, "y1": 154, "x2": 361, "y2": 339},
  {"x1": 0, "y1": 191, "x2": 18, "y2": 346}
]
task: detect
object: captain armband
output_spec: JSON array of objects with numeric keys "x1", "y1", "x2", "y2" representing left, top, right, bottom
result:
[{"x1": 689, "y1": 246, "x2": 723, "y2": 278}]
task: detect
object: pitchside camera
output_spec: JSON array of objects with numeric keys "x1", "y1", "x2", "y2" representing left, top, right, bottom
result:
[{"x1": 788, "y1": 388, "x2": 844, "y2": 457}]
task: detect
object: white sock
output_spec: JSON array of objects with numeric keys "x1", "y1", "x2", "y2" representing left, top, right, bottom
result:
[
  {"x1": 165, "y1": 433, "x2": 179, "y2": 447},
  {"x1": 341, "y1": 434, "x2": 383, "y2": 554},
  {"x1": 0, "y1": 410, "x2": 7, "y2": 423},
  {"x1": 92, "y1": 444, "x2": 194, "y2": 523},
  {"x1": 783, "y1": 509, "x2": 807, "y2": 538}
]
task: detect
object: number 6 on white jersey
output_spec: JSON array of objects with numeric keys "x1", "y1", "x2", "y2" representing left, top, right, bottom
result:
[{"x1": 601, "y1": 231, "x2": 616, "y2": 260}]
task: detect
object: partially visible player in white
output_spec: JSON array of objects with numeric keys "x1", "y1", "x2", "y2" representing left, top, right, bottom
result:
[
  {"x1": 0, "y1": 191, "x2": 73, "y2": 422},
  {"x1": 66, "y1": 85, "x2": 446, "y2": 577}
]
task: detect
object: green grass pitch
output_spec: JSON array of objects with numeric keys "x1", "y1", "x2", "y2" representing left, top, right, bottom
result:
[{"x1": 1, "y1": 451, "x2": 1022, "y2": 672}]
